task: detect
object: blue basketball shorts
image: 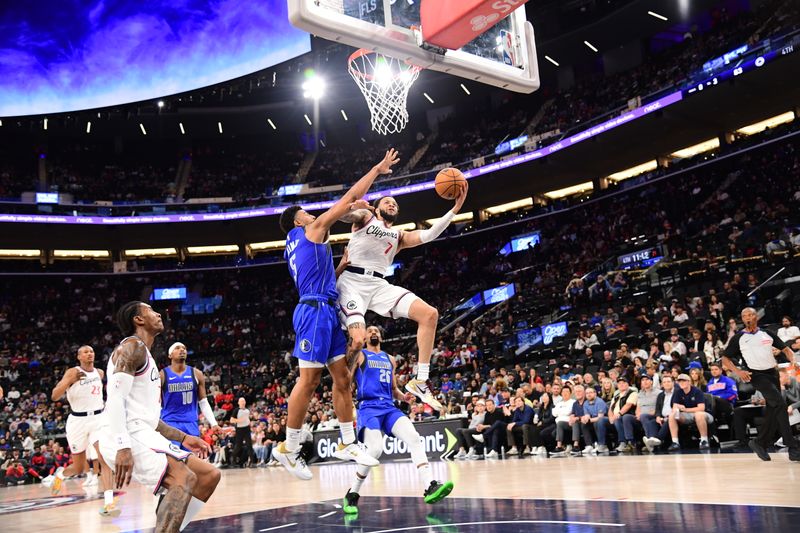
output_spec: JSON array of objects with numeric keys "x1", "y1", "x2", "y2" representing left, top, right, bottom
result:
[
  {"x1": 292, "y1": 299, "x2": 348, "y2": 367},
  {"x1": 357, "y1": 403, "x2": 405, "y2": 440}
]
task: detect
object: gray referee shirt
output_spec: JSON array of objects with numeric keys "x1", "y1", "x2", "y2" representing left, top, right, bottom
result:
[
  {"x1": 235, "y1": 408, "x2": 251, "y2": 428},
  {"x1": 723, "y1": 328, "x2": 787, "y2": 371}
]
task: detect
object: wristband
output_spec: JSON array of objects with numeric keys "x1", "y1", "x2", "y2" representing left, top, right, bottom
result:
[{"x1": 114, "y1": 433, "x2": 132, "y2": 450}]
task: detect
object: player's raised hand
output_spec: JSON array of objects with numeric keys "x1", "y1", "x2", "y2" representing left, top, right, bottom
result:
[
  {"x1": 183, "y1": 435, "x2": 211, "y2": 459},
  {"x1": 376, "y1": 148, "x2": 400, "y2": 174},
  {"x1": 348, "y1": 199, "x2": 374, "y2": 212},
  {"x1": 452, "y1": 179, "x2": 469, "y2": 214}
]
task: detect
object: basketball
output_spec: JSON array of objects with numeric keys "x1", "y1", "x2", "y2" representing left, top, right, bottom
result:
[{"x1": 435, "y1": 168, "x2": 466, "y2": 200}]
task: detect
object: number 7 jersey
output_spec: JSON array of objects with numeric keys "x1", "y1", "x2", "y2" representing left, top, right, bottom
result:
[{"x1": 346, "y1": 215, "x2": 401, "y2": 276}]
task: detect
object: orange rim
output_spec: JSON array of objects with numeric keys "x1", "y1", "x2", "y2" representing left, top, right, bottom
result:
[{"x1": 347, "y1": 48, "x2": 422, "y2": 81}]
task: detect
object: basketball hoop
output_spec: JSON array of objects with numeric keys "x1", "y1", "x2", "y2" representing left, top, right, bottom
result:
[{"x1": 348, "y1": 48, "x2": 421, "y2": 135}]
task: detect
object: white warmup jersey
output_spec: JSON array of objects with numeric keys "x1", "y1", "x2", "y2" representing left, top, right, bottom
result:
[
  {"x1": 338, "y1": 215, "x2": 418, "y2": 326},
  {"x1": 66, "y1": 367, "x2": 104, "y2": 413},
  {"x1": 106, "y1": 336, "x2": 162, "y2": 431},
  {"x1": 98, "y1": 336, "x2": 189, "y2": 493},
  {"x1": 65, "y1": 366, "x2": 105, "y2": 454},
  {"x1": 347, "y1": 215, "x2": 401, "y2": 276}
]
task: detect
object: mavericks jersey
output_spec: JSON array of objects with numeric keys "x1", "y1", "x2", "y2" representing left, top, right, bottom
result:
[
  {"x1": 347, "y1": 216, "x2": 401, "y2": 276},
  {"x1": 355, "y1": 349, "x2": 395, "y2": 408},
  {"x1": 161, "y1": 366, "x2": 199, "y2": 426},
  {"x1": 285, "y1": 226, "x2": 338, "y2": 300},
  {"x1": 107, "y1": 336, "x2": 161, "y2": 431},
  {"x1": 66, "y1": 367, "x2": 104, "y2": 413}
]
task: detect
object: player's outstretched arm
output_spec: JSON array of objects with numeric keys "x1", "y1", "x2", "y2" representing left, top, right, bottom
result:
[
  {"x1": 306, "y1": 149, "x2": 399, "y2": 241},
  {"x1": 195, "y1": 368, "x2": 219, "y2": 428},
  {"x1": 399, "y1": 180, "x2": 468, "y2": 250},
  {"x1": 107, "y1": 338, "x2": 148, "y2": 488}
]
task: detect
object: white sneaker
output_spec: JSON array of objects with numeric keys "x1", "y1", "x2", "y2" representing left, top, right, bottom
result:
[
  {"x1": 454, "y1": 449, "x2": 467, "y2": 460},
  {"x1": 583, "y1": 445, "x2": 596, "y2": 455},
  {"x1": 82, "y1": 473, "x2": 98, "y2": 487},
  {"x1": 485, "y1": 450, "x2": 499, "y2": 459},
  {"x1": 536, "y1": 446, "x2": 548, "y2": 456},
  {"x1": 272, "y1": 442, "x2": 313, "y2": 480},
  {"x1": 508, "y1": 447, "x2": 519, "y2": 455},
  {"x1": 775, "y1": 438, "x2": 785, "y2": 448},
  {"x1": 42, "y1": 475, "x2": 54, "y2": 488},
  {"x1": 595, "y1": 444, "x2": 610, "y2": 453},
  {"x1": 405, "y1": 379, "x2": 444, "y2": 411},
  {"x1": 332, "y1": 441, "x2": 380, "y2": 467},
  {"x1": 467, "y1": 451, "x2": 481, "y2": 460}
]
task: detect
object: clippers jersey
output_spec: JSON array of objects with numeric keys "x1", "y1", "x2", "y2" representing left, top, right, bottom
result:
[
  {"x1": 160, "y1": 366, "x2": 198, "y2": 426},
  {"x1": 285, "y1": 226, "x2": 338, "y2": 299},
  {"x1": 66, "y1": 367, "x2": 104, "y2": 413},
  {"x1": 107, "y1": 336, "x2": 161, "y2": 431},
  {"x1": 347, "y1": 216, "x2": 401, "y2": 276},
  {"x1": 355, "y1": 349, "x2": 395, "y2": 408}
]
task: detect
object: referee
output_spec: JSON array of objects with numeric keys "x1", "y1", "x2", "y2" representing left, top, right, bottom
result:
[
  {"x1": 230, "y1": 397, "x2": 254, "y2": 467},
  {"x1": 722, "y1": 307, "x2": 799, "y2": 461}
]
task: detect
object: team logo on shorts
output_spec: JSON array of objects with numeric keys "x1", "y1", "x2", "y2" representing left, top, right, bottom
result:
[
  {"x1": 169, "y1": 443, "x2": 183, "y2": 454},
  {"x1": 346, "y1": 300, "x2": 358, "y2": 310},
  {"x1": 300, "y1": 339, "x2": 312, "y2": 353}
]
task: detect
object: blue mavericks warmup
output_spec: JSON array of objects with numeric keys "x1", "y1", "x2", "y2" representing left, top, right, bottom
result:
[
  {"x1": 354, "y1": 349, "x2": 404, "y2": 439},
  {"x1": 161, "y1": 364, "x2": 200, "y2": 446},
  {"x1": 284, "y1": 226, "x2": 347, "y2": 367}
]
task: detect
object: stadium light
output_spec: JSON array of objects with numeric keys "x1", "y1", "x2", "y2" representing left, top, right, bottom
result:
[
  {"x1": 302, "y1": 72, "x2": 326, "y2": 99},
  {"x1": 544, "y1": 55, "x2": 560, "y2": 67},
  {"x1": 43, "y1": 118, "x2": 48, "y2": 130},
  {"x1": 179, "y1": 122, "x2": 185, "y2": 135},
  {"x1": 460, "y1": 84, "x2": 471, "y2": 95},
  {"x1": 304, "y1": 114, "x2": 312, "y2": 126},
  {"x1": 157, "y1": 100, "x2": 165, "y2": 108},
  {"x1": 584, "y1": 40, "x2": 599, "y2": 53},
  {"x1": 647, "y1": 11, "x2": 668, "y2": 21},
  {"x1": 139, "y1": 123, "x2": 147, "y2": 135},
  {"x1": 218, "y1": 121, "x2": 223, "y2": 134},
  {"x1": 86, "y1": 121, "x2": 91, "y2": 133},
  {"x1": 423, "y1": 92, "x2": 435, "y2": 104},
  {"x1": 267, "y1": 118, "x2": 277, "y2": 130},
  {"x1": 340, "y1": 109, "x2": 348, "y2": 121}
]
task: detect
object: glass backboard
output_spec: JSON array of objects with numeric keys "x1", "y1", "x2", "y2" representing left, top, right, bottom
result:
[{"x1": 288, "y1": 0, "x2": 540, "y2": 93}]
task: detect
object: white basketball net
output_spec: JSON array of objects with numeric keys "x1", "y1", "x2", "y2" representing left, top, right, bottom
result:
[{"x1": 348, "y1": 49, "x2": 421, "y2": 135}]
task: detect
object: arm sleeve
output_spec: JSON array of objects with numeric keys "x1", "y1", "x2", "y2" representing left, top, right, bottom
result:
[
  {"x1": 419, "y1": 210, "x2": 456, "y2": 244},
  {"x1": 765, "y1": 329, "x2": 788, "y2": 350},
  {"x1": 106, "y1": 372, "x2": 134, "y2": 449},
  {"x1": 199, "y1": 398, "x2": 218, "y2": 426}
]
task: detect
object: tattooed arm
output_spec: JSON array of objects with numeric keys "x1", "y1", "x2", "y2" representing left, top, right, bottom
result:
[
  {"x1": 157, "y1": 419, "x2": 211, "y2": 458},
  {"x1": 156, "y1": 420, "x2": 188, "y2": 443},
  {"x1": 107, "y1": 338, "x2": 148, "y2": 488}
]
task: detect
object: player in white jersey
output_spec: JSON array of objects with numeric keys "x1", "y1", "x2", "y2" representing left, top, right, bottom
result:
[
  {"x1": 47, "y1": 345, "x2": 118, "y2": 512},
  {"x1": 97, "y1": 301, "x2": 221, "y2": 533},
  {"x1": 337, "y1": 182, "x2": 468, "y2": 411}
]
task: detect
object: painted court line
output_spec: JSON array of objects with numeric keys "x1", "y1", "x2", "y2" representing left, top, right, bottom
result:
[
  {"x1": 375, "y1": 508, "x2": 392, "y2": 513},
  {"x1": 259, "y1": 523, "x2": 298, "y2": 532},
  {"x1": 369, "y1": 520, "x2": 626, "y2": 532},
  {"x1": 318, "y1": 511, "x2": 337, "y2": 518}
]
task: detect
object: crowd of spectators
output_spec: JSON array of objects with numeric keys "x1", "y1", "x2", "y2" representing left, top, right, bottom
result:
[{"x1": 2, "y1": 0, "x2": 796, "y2": 205}]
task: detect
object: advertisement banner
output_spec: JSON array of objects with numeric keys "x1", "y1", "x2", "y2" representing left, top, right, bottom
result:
[{"x1": 311, "y1": 419, "x2": 465, "y2": 463}]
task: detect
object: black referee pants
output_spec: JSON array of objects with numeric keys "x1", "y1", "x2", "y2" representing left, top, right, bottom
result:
[
  {"x1": 232, "y1": 426, "x2": 254, "y2": 466},
  {"x1": 750, "y1": 369, "x2": 798, "y2": 450}
]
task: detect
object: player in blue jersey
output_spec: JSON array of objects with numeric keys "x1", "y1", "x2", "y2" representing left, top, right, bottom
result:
[
  {"x1": 160, "y1": 342, "x2": 219, "y2": 451},
  {"x1": 273, "y1": 148, "x2": 400, "y2": 480},
  {"x1": 343, "y1": 325, "x2": 454, "y2": 514}
]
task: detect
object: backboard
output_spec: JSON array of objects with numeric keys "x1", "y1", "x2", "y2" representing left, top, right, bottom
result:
[{"x1": 287, "y1": 0, "x2": 540, "y2": 93}]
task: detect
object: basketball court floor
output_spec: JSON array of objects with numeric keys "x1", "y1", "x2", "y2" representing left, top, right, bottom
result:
[{"x1": 4, "y1": 451, "x2": 799, "y2": 532}]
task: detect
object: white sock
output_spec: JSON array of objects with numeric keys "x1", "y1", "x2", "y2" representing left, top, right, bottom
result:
[
  {"x1": 104, "y1": 489, "x2": 114, "y2": 505},
  {"x1": 179, "y1": 497, "x2": 205, "y2": 531},
  {"x1": 285, "y1": 427, "x2": 302, "y2": 452},
  {"x1": 350, "y1": 466, "x2": 370, "y2": 494},
  {"x1": 417, "y1": 463, "x2": 434, "y2": 488},
  {"x1": 417, "y1": 363, "x2": 430, "y2": 382},
  {"x1": 340, "y1": 422, "x2": 356, "y2": 445},
  {"x1": 55, "y1": 466, "x2": 66, "y2": 480}
]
